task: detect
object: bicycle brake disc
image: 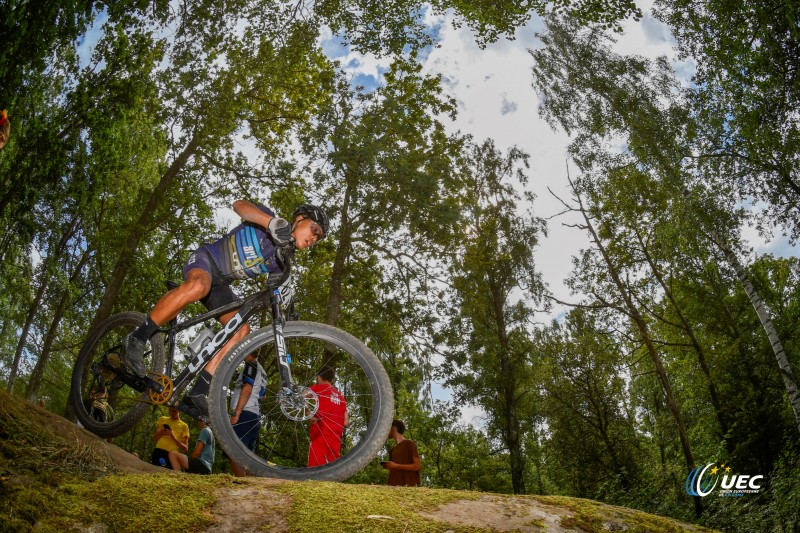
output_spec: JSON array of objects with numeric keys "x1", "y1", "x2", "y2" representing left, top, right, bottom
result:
[
  {"x1": 149, "y1": 374, "x2": 173, "y2": 404},
  {"x1": 278, "y1": 386, "x2": 318, "y2": 421}
]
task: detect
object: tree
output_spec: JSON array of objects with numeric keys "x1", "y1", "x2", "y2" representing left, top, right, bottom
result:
[
  {"x1": 655, "y1": 0, "x2": 800, "y2": 240},
  {"x1": 536, "y1": 309, "x2": 642, "y2": 497},
  {"x1": 441, "y1": 139, "x2": 546, "y2": 494},
  {"x1": 559, "y1": 176, "x2": 702, "y2": 516}
]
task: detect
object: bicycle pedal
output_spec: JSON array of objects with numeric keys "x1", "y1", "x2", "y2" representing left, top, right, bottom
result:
[{"x1": 146, "y1": 377, "x2": 164, "y2": 395}]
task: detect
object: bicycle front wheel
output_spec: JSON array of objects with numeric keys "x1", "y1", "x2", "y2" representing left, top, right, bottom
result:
[
  {"x1": 70, "y1": 311, "x2": 165, "y2": 438},
  {"x1": 209, "y1": 321, "x2": 394, "y2": 481}
]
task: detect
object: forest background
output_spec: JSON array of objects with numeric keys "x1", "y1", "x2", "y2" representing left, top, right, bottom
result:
[{"x1": 1, "y1": 0, "x2": 799, "y2": 531}]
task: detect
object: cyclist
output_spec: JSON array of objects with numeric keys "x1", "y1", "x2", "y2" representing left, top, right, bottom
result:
[{"x1": 123, "y1": 199, "x2": 329, "y2": 416}]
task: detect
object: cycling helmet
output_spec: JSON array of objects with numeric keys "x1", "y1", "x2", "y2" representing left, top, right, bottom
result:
[{"x1": 291, "y1": 204, "x2": 330, "y2": 238}]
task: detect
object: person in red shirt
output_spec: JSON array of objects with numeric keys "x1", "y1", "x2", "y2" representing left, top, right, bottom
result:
[
  {"x1": 382, "y1": 419, "x2": 421, "y2": 486},
  {"x1": 0, "y1": 110, "x2": 10, "y2": 150},
  {"x1": 307, "y1": 366, "x2": 349, "y2": 467}
]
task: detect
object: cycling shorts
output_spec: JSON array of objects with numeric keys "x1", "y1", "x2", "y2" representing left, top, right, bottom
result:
[{"x1": 182, "y1": 247, "x2": 240, "y2": 312}]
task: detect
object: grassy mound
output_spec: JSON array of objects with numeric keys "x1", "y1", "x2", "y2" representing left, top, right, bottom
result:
[{"x1": 0, "y1": 389, "x2": 718, "y2": 532}]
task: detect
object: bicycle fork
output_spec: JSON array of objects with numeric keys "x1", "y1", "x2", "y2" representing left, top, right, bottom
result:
[{"x1": 271, "y1": 288, "x2": 294, "y2": 391}]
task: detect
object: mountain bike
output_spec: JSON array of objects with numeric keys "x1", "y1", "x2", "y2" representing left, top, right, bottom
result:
[{"x1": 70, "y1": 246, "x2": 394, "y2": 481}]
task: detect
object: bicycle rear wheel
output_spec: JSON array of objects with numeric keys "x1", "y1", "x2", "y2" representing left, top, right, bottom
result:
[
  {"x1": 208, "y1": 321, "x2": 393, "y2": 481},
  {"x1": 71, "y1": 311, "x2": 165, "y2": 438}
]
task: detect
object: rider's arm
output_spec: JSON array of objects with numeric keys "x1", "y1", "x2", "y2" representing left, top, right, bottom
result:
[{"x1": 233, "y1": 200, "x2": 273, "y2": 229}]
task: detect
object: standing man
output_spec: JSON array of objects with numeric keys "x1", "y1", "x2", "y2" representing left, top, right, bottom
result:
[
  {"x1": 151, "y1": 406, "x2": 190, "y2": 468},
  {"x1": 307, "y1": 365, "x2": 349, "y2": 467},
  {"x1": 382, "y1": 419, "x2": 421, "y2": 486},
  {"x1": 228, "y1": 353, "x2": 266, "y2": 476},
  {"x1": 169, "y1": 416, "x2": 215, "y2": 475}
]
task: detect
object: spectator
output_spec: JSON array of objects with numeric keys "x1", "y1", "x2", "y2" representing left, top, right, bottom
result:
[
  {"x1": 169, "y1": 416, "x2": 215, "y2": 475},
  {"x1": 90, "y1": 385, "x2": 109, "y2": 422},
  {"x1": 228, "y1": 353, "x2": 266, "y2": 476},
  {"x1": 307, "y1": 365, "x2": 349, "y2": 467},
  {"x1": 382, "y1": 419, "x2": 421, "y2": 486},
  {"x1": 0, "y1": 110, "x2": 9, "y2": 150},
  {"x1": 151, "y1": 406, "x2": 189, "y2": 468}
]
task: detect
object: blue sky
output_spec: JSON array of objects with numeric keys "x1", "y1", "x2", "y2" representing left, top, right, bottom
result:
[{"x1": 75, "y1": 2, "x2": 799, "y2": 428}]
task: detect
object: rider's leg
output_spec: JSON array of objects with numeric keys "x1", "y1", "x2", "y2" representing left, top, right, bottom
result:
[
  {"x1": 125, "y1": 269, "x2": 211, "y2": 377},
  {"x1": 182, "y1": 309, "x2": 251, "y2": 413},
  {"x1": 150, "y1": 268, "x2": 212, "y2": 324}
]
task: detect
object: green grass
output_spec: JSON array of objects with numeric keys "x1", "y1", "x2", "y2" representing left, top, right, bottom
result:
[
  {"x1": 0, "y1": 389, "x2": 719, "y2": 533},
  {"x1": 276, "y1": 480, "x2": 486, "y2": 532},
  {"x1": 4, "y1": 473, "x2": 232, "y2": 533}
]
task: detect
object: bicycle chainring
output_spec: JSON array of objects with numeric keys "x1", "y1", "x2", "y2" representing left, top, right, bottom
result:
[{"x1": 148, "y1": 374, "x2": 173, "y2": 405}]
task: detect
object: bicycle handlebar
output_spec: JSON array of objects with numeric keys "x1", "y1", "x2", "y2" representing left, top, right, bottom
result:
[{"x1": 269, "y1": 239, "x2": 295, "y2": 289}]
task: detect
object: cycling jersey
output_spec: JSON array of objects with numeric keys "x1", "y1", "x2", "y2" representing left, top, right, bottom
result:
[
  {"x1": 230, "y1": 359, "x2": 267, "y2": 416},
  {"x1": 202, "y1": 204, "x2": 283, "y2": 282}
]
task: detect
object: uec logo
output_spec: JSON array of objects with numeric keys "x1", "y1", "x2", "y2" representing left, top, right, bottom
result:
[{"x1": 686, "y1": 463, "x2": 763, "y2": 497}]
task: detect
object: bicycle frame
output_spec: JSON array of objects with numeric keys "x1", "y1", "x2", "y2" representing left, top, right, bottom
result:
[{"x1": 153, "y1": 253, "x2": 295, "y2": 404}]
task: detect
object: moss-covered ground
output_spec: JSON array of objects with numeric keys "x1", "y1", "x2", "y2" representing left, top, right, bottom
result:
[{"x1": 1, "y1": 390, "x2": 719, "y2": 532}]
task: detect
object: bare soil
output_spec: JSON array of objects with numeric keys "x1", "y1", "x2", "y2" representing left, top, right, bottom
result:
[
  {"x1": 421, "y1": 494, "x2": 577, "y2": 532},
  {"x1": 201, "y1": 480, "x2": 291, "y2": 533}
]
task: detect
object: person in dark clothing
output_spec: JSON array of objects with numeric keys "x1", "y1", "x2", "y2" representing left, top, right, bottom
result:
[{"x1": 382, "y1": 419, "x2": 421, "y2": 486}]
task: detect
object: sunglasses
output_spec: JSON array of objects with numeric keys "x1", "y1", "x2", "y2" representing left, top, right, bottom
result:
[{"x1": 308, "y1": 220, "x2": 325, "y2": 240}]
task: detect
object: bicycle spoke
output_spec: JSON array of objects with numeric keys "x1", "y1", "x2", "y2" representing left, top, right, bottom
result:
[{"x1": 210, "y1": 321, "x2": 393, "y2": 481}]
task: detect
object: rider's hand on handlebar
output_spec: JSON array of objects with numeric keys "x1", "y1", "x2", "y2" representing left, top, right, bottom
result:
[{"x1": 268, "y1": 217, "x2": 292, "y2": 245}]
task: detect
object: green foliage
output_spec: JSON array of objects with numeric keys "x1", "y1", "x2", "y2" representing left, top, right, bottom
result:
[
  {"x1": 655, "y1": 0, "x2": 800, "y2": 240},
  {"x1": 439, "y1": 139, "x2": 546, "y2": 494},
  {"x1": 529, "y1": 13, "x2": 800, "y2": 530}
]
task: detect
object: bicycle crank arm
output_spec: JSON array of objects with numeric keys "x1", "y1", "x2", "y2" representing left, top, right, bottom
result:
[{"x1": 102, "y1": 363, "x2": 164, "y2": 395}]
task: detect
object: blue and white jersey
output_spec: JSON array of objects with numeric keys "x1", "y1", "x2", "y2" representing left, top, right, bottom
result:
[
  {"x1": 203, "y1": 204, "x2": 283, "y2": 282},
  {"x1": 230, "y1": 359, "x2": 267, "y2": 416}
]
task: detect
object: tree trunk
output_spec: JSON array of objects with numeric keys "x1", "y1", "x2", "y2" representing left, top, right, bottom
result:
[
  {"x1": 325, "y1": 180, "x2": 354, "y2": 328},
  {"x1": 87, "y1": 134, "x2": 199, "y2": 332},
  {"x1": 490, "y1": 272, "x2": 526, "y2": 494},
  {"x1": 26, "y1": 249, "x2": 91, "y2": 401},
  {"x1": 7, "y1": 216, "x2": 78, "y2": 392},
  {"x1": 720, "y1": 244, "x2": 800, "y2": 434},
  {"x1": 636, "y1": 230, "x2": 730, "y2": 443},
  {"x1": 7, "y1": 275, "x2": 49, "y2": 393},
  {"x1": 574, "y1": 183, "x2": 702, "y2": 516}
]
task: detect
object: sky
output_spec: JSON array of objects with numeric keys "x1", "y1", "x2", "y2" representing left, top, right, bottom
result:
[
  {"x1": 316, "y1": 4, "x2": 680, "y2": 425},
  {"x1": 318, "y1": 2, "x2": 800, "y2": 427},
  {"x1": 319, "y1": 3, "x2": 690, "y2": 319}
]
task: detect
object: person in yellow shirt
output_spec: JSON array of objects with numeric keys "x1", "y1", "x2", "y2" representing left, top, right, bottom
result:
[{"x1": 151, "y1": 406, "x2": 190, "y2": 468}]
